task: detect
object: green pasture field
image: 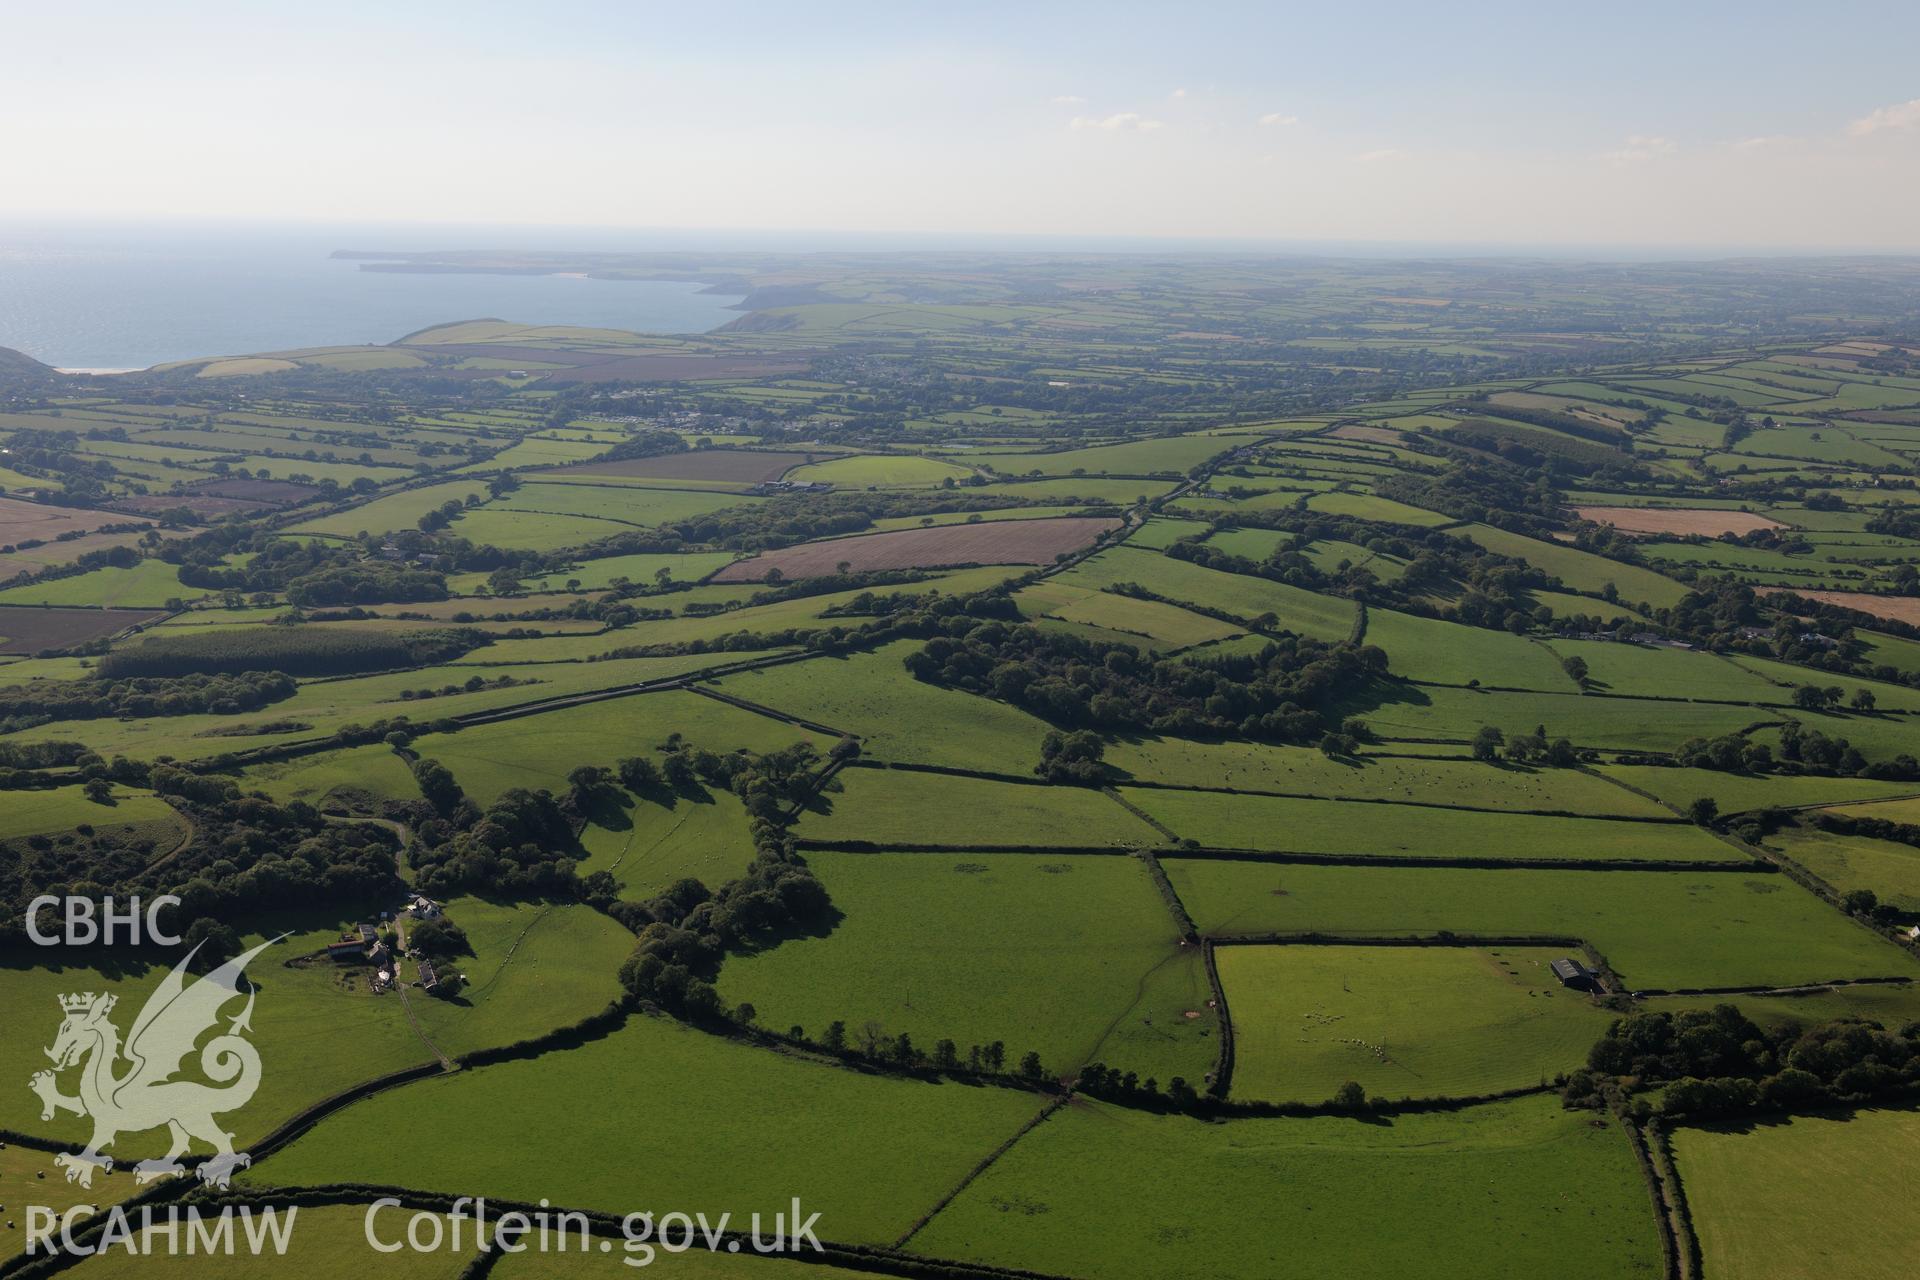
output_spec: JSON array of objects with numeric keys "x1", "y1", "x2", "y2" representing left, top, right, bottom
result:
[
  {"x1": 1199, "y1": 525, "x2": 1289, "y2": 559},
  {"x1": 494, "y1": 482, "x2": 760, "y2": 526},
  {"x1": 1529, "y1": 589, "x2": 1643, "y2": 622},
  {"x1": 1638, "y1": 542, "x2": 1872, "y2": 589},
  {"x1": 241, "y1": 743, "x2": 422, "y2": 810},
  {"x1": 1671, "y1": 1106, "x2": 1920, "y2": 1280},
  {"x1": 711, "y1": 641, "x2": 1054, "y2": 772},
  {"x1": 1768, "y1": 825, "x2": 1920, "y2": 912},
  {"x1": 1121, "y1": 787, "x2": 1735, "y2": 862},
  {"x1": 783, "y1": 454, "x2": 977, "y2": 487},
  {"x1": 1164, "y1": 859, "x2": 1918, "y2": 989},
  {"x1": 445, "y1": 507, "x2": 632, "y2": 552},
  {"x1": 223, "y1": 456, "x2": 411, "y2": 487},
  {"x1": 0, "y1": 654, "x2": 90, "y2": 682},
  {"x1": 1731, "y1": 425, "x2": 1910, "y2": 467},
  {"x1": 490, "y1": 1246, "x2": 882, "y2": 1280},
  {"x1": 521, "y1": 550, "x2": 738, "y2": 590},
  {"x1": 863, "y1": 503, "x2": 1099, "y2": 533},
  {"x1": 1056, "y1": 545, "x2": 1356, "y2": 642},
  {"x1": 1545, "y1": 639, "x2": 1788, "y2": 702},
  {"x1": 0, "y1": 1137, "x2": 141, "y2": 1256},
  {"x1": 1217, "y1": 943, "x2": 1615, "y2": 1102},
  {"x1": 720, "y1": 851, "x2": 1215, "y2": 1082},
  {"x1": 963, "y1": 476, "x2": 1178, "y2": 504},
  {"x1": 0, "y1": 785, "x2": 183, "y2": 842},
  {"x1": 8, "y1": 652, "x2": 745, "y2": 763},
  {"x1": 1761, "y1": 502, "x2": 1882, "y2": 532},
  {"x1": 1595, "y1": 764, "x2": 1919, "y2": 815},
  {"x1": 1121, "y1": 518, "x2": 1228, "y2": 552},
  {"x1": 0, "y1": 920, "x2": 430, "y2": 1149},
  {"x1": 1169, "y1": 485, "x2": 1329, "y2": 516},
  {"x1": 970, "y1": 435, "x2": 1231, "y2": 477},
  {"x1": 1304, "y1": 537, "x2": 1409, "y2": 581},
  {"x1": 1347, "y1": 683, "x2": 1772, "y2": 752},
  {"x1": 912, "y1": 1094, "x2": 1660, "y2": 1280},
  {"x1": 1106, "y1": 737, "x2": 1669, "y2": 816},
  {"x1": 284, "y1": 480, "x2": 493, "y2": 538},
  {"x1": 1826, "y1": 795, "x2": 1920, "y2": 824},
  {"x1": 1640, "y1": 982, "x2": 1920, "y2": 1031},
  {"x1": 1726, "y1": 654, "x2": 1920, "y2": 713},
  {"x1": 245, "y1": 1012, "x2": 1050, "y2": 1247},
  {"x1": 407, "y1": 897, "x2": 631, "y2": 1058},
  {"x1": 1452, "y1": 524, "x2": 1692, "y2": 609},
  {"x1": 454, "y1": 436, "x2": 608, "y2": 472},
  {"x1": 0, "y1": 559, "x2": 207, "y2": 608},
  {"x1": 1365, "y1": 609, "x2": 1577, "y2": 690},
  {"x1": 799, "y1": 768, "x2": 1159, "y2": 848},
  {"x1": 577, "y1": 791, "x2": 760, "y2": 899},
  {"x1": 413, "y1": 689, "x2": 826, "y2": 804},
  {"x1": 1301, "y1": 491, "x2": 1452, "y2": 526},
  {"x1": 1013, "y1": 580, "x2": 1242, "y2": 650},
  {"x1": 1749, "y1": 711, "x2": 1920, "y2": 760},
  {"x1": 489, "y1": 566, "x2": 1026, "y2": 656},
  {"x1": 55, "y1": 1204, "x2": 473, "y2": 1279}
]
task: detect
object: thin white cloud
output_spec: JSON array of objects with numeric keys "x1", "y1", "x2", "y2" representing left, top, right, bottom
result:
[
  {"x1": 1258, "y1": 112, "x2": 1300, "y2": 127},
  {"x1": 1049, "y1": 94, "x2": 1086, "y2": 106},
  {"x1": 1733, "y1": 134, "x2": 1790, "y2": 150},
  {"x1": 1603, "y1": 135, "x2": 1677, "y2": 162},
  {"x1": 1070, "y1": 112, "x2": 1165, "y2": 132},
  {"x1": 1848, "y1": 98, "x2": 1920, "y2": 136},
  {"x1": 1353, "y1": 147, "x2": 1404, "y2": 163},
  {"x1": 1170, "y1": 87, "x2": 1188, "y2": 100}
]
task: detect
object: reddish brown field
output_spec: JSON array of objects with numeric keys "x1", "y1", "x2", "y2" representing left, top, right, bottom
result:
[
  {"x1": 1790, "y1": 591, "x2": 1920, "y2": 626},
  {"x1": 554, "y1": 450, "x2": 822, "y2": 485},
  {"x1": 195, "y1": 477, "x2": 322, "y2": 504},
  {"x1": 114, "y1": 494, "x2": 274, "y2": 519},
  {"x1": 0, "y1": 530, "x2": 154, "y2": 581},
  {"x1": 0, "y1": 606, "x2": 166, "y2": 654},
  {"x1": 1574, "y1": 506, "x2": 1784, "y2": 537},
  {"x1": 0, "y1": 495, "x2": 150, "y2": 548},
  {"x1": 712, "y1": 516, "x2": 1121, "y2": 582},
  {"x1": 1331, "y1": 424, "x2": 1407, "y2": 446}
]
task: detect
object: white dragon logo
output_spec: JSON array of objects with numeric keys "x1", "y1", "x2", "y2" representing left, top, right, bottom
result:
[{"x1": 29, "y1": 937, "x2": 280, "y2": 1190}]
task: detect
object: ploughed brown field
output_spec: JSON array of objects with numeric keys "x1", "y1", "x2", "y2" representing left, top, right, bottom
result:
[
  {"x1": 0, "y1": 495, "x2": 151, "y2": 547},
  {"x1": 550, "y1": 449, "x2": 823, "y2": 485},
  {"x1": 1330, "y1": 424, "x2": 1406, "y2": 445},
  {"x1": 195, "y1": 477, "x2": 323, "y2": 504},
  {"x1": 0, "y1": 606, "x2": 167, "y2": 654},
  {"x1": 0, "y1": 530, "x2": 153, "y2": 581},
  {"x1": 1574, "y1": 505, "x2": 1785, "y2": 536},
  {"x1": 113, "y1": 494, "x2": 274, "y2": 518},
  {"x1": 712, "y1": 515, "x2": 1121, "y2": 582},
  {"x1": 1792, "y1": 590, "x2": 1920, "y2": 626}
]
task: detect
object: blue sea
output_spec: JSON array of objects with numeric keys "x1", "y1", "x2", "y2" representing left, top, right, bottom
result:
[{"x1": 0, "y1": 223, "x2": 749, "y2": 371}]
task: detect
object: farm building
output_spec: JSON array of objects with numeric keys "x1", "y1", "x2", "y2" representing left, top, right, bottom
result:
[
  {"x1": 325, "y1": 939, "x2": 370, "y2": 964},
  {"x1": 1549, "y1": 957, "x2": 1599, "y2": 991},
  {"x1": 418, "y1": 960, "x2": 440, "y2": 992}
]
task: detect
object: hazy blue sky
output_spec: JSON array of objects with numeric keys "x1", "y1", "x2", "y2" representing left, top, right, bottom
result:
[{"x1": 8, "y1": 0, "x2": 1919, "y2": 248}]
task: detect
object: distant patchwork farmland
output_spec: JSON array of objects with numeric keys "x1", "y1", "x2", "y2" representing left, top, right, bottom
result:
[{"x1": 713, "y1": 515, "x2": 1121, "y2": 581}]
